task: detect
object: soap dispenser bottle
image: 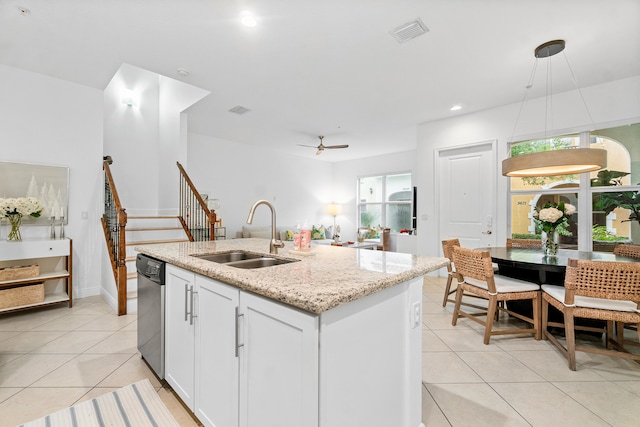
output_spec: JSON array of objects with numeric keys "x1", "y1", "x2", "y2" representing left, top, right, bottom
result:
[
  {"x1": 301, "y1": 221, "x2": 311, "y2": 252},
  {"x1": 293, "y1": 221, "x2": 302, "y2": 251}
]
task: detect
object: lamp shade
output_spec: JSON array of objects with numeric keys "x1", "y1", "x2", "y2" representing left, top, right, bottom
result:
[
  {"x1": 327, "y1": 203, "x2": 342, "y2": 216},
  {"x1": 502, "y1": 148, "x2": 607, "y2": 177}
]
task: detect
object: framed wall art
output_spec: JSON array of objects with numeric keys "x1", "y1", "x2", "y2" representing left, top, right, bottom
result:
[{"x1": 0, "y1": 161, "x2": 69, "y2": 225}]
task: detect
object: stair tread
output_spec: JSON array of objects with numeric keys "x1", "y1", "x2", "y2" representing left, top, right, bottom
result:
[
  {"x1": 126, "y1": 227, "x2": 183, "y2": 231},
  {"x1": 128, "y1": 215, "x2": 179, "y2": 219},
  {"x1": 127, "y1": 272, "x2": 137, "y2": 280},
  {"x1": 126, "y1": 238, "x2": 189, "y2": 246},
  {"x1": 127, "y1": 290, "x2": 137, "y2": 299}
]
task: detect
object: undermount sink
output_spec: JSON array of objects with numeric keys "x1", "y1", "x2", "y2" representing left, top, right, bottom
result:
[
  {"x1": 194, "y1": 251, "x2": 263, "y2": 264},
  {"x1": 225, "y1": 257, "x2": 297, "y2": 269},
  {"x1": 192, "y1": 251, "x2": 299, "y2": 269}
]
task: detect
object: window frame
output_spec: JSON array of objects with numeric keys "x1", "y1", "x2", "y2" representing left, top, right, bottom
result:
[
  {"x1": 507, "y1": 125, "x2": 640, "y2": 252},
  {"x1": 357, "y1": 172, "x2": 413, "y2": 232}
]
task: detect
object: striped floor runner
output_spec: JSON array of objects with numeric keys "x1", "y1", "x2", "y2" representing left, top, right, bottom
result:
[{"x1": 18, "y1": 379, "x2": 180, "y2": 427}]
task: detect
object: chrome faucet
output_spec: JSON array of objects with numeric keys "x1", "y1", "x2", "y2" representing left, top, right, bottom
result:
[{"x1": 246, "y1": 199, "x2": 285, "y2": 254}]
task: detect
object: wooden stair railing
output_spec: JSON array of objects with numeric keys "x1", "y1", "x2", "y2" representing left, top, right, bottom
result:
[
  {"x1": 177, "y1": 161, "x2": 219, "y2": 241},
  {"x1": 101, "y1": 156, "x2": 128, "y2": 315}
]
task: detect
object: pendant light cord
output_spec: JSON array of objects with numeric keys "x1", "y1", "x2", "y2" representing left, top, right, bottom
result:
[
  {"x1": 509, "y1": 58, "x2": 539, "y2": 156},
  {"x1": 562, "y1": 51, "x2": 594, "y2": 126}
]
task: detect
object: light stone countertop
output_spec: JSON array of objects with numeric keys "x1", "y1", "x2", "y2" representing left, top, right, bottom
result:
[{"x1": 135, "y1": 238, "x2": 449, "y2": 314}]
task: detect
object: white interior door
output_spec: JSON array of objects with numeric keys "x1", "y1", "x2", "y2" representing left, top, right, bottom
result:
[{"x1": 437, "y1": 141, "x2": 497, "y2": 251}]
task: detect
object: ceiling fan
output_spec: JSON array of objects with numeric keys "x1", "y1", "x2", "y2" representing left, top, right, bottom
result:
[{"x1": 298, "y1": 135, "x2": 349, "y2": 155}]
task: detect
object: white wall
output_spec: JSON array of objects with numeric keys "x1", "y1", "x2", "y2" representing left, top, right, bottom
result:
[
  {"x1": 0, "y1": 64, "x2": 104, "y2": 299},
  {"x1": 332, "y1": 150, "x2": 417, "y2": 242},
  {"x1": 186, "y1": 133, "x2": 334, "y2": 236},
  {"x1": 103, "y1": 64, "x2": 209, "y2": 214},
  {"x1": 415, "y1": 75, "x2": 640, "y2": 258}
]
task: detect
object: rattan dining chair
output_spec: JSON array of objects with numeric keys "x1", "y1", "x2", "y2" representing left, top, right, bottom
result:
[
  {"x1": 451, "y1": 246, "x2": 541, "y2": 344},
  {"x1": 541, "y1": 259, "x2": 640, "y2": 370},
  {"x1": 441, "y1": 239, "x2": 461, "y2": 306},
  {"x1": 613, "y1": 244, "x2": 640, "y2": 344},
  {"x1": 613, "y1": 243, "x2": 640, "y2": 259},
  {"x1": 506, "y1": 238, "x2": 543, "y2": 249},
  {"x1": 442, "y1": 239, "x2": 499, "y2": 308}
]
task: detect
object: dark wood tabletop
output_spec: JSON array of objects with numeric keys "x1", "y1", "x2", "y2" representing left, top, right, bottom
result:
[{"x1": 475, "y1": 247, "x2": 638, "y2": 285}]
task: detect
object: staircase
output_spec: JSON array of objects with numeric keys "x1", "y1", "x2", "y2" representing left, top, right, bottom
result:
[
  {"x1": 123, "y1": 215, "x2": 190, "y2": 313},
  {"x1": 102, "y1": 156, "x2": 218, "y2": 315}
]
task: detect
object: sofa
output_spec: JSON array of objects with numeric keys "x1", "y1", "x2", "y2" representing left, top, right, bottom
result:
[{"x1": 236, "y1": 224, "x2": 335, "y2": 245}]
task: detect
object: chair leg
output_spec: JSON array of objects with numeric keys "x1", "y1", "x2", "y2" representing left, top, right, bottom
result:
[
  {"x1": 617, "y1": 321, "x2": 625, "y2": 345},
  {"x1": 533, "y1": 293, "x2": 541, "y2": 340},
  {"x1": 606, "y1": 321, "x2": 614, "y2": 349},
  {"x1": 541, "y1": 297, "x2": 549, "y2": 340},
  {"x1": 451, "y1": 286, "x2": 464, "y2": 326},
  {"x1": 442, "y1": 273, "x2": 453, "y2": 307},
  {"x1": 565, "y1": 308, "x2": 577, "y2": 371},
  {"x1": 483, "y1": 296, "x2": 498, "y2": 345}
]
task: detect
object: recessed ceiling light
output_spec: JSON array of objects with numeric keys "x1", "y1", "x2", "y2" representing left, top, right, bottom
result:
[
  {"x1": 241, "y1": 13, "x2": 257, "y2": 28},
  {"x1": 450, "y1": 105, "x2": 462, "y2": 111}
]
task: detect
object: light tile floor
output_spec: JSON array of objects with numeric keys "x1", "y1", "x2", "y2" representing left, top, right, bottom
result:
[
  {"x1": 0, "y1": 296, "x2": 200, "y2": 427},
  {"x1": 1, "y1": 278, "x2": 639, "y2": 426},
  {"x1": 422, "y1": 276, "x2": 640, "y2": 427}
]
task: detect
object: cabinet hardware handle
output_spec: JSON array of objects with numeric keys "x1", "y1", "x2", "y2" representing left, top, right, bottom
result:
[
  {"x1": 235, "y1": 306, "x2": 244, "y2": 357},
  {"x1": 190, "y1": 287, "x2": 197, "y2": 325},
  {"x1": 184, "y1": 284, "x2": 189, "y2": 322}
]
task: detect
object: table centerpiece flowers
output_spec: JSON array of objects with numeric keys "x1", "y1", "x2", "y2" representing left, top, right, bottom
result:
[
  {"x1": 533, "y1": 201, "x2": 575, "y2": 257},
  {"x1": 0, "y1": 197, "x2": 44, "y2": 241}
]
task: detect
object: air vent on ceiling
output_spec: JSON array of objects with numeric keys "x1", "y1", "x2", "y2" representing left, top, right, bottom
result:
[
  {"x1": 229, "y1": 105, "x2": 251, "y2": 115},
  {"x1": 390, "y1": 18, "x2": 428, "y2": 43}
]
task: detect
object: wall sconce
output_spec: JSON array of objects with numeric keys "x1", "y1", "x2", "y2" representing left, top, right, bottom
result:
[{"x1": 121, "y1": 89, "x2": 139, "y2": 107}]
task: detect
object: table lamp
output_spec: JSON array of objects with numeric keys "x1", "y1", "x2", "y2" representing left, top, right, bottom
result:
[{"x1": 327, "y1": 203, "x2": 342, "y2": 241}]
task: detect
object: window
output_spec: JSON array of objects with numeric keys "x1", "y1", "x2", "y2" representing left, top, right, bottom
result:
[
  {"x1": 358, "y1": 173, "x2": 412, "y2": 232},
  {"x1": 508, "y1": 123, "x2": 640, "y2": 251}
]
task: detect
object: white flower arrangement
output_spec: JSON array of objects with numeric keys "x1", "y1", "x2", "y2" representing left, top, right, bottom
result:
[
  {"x1": 533, "y1": 201, "x2": 575, "y2": 236},
  {"x1": 0, "y1": 197, "x2": 44, "y2": 218}
]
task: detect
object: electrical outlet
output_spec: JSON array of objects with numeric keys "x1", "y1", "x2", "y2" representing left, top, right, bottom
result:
[{"x1": 412, "y1": 301, "x2": 421, "y2": 328}]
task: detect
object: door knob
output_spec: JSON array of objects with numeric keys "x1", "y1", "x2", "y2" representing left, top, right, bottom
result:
[{"x1": 482, "y1": 230, "x2": 492, "y2": 235}]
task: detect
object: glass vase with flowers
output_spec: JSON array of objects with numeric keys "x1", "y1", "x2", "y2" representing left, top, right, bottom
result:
[
  {"x1": 0, "y1": 197, "x2": 44, "y2": 241},
  {"x1": 533, "y1": 201, "x2": 575, "y2": 257}
]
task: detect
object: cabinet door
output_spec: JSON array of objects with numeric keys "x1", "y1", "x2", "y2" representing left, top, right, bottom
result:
[
  {"x1": 239, "y1": 292, "x2": 318, "y2": 427},
  {"x1": 165, "y1": 265, "x2": 195, "y2": 409},
  {"x1": 195, "y1": 276, "x2": 240, "y2": 427}
]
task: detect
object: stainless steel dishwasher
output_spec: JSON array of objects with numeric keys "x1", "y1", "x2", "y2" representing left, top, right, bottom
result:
[{"x1": 137, "y1": 253, "x2": 166, "y2": 379}]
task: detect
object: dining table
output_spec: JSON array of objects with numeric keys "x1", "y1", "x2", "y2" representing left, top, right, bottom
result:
[
  {"x1": 476, "y1": 247, "x2": 639, "y2": 286},
  {"x1": 476, "y1": 246, "x2": 639, "y2": 328}
]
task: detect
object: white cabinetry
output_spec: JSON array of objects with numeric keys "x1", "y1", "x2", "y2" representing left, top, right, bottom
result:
[
  {"x1": 194, "y1": 275, "x2": 239, "y2": 427},
  {"x1": 164, "y1": 264, "x2": 195, "y2": 408},
  {"x1": 0, "y1": 239, "x2": 72, "y2": 314},
  {"x1": 165, "y1": 263, "x2": 423, "y2": 427},
  {"x1": 239, "y1": 291, "x2": 318, "y2": 427},
  {"x1": 165, "y1": 266, "x2": 318, "y2": 427}
]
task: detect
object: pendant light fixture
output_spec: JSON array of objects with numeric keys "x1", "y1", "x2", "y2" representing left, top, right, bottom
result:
[{"x1": 501, "y1": 40, "x2": 607, "y2": 177}]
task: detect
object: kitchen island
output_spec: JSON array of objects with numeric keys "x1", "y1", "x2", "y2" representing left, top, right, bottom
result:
[{"x1": 137, "y1": 238, "x2": 448, "y2": 427}]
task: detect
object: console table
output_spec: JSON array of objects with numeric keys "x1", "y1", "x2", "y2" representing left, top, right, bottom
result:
[{"x1": 0, "y1": 238, "x2": 72, "y2": 314}]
